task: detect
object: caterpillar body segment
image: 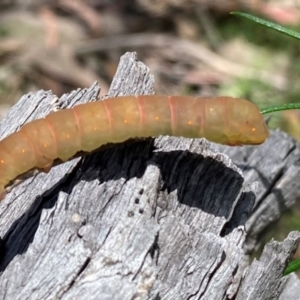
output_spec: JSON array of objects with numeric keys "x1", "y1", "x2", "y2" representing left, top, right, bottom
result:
[{"x1": 0, "y1": 95, "x2": 269, "y2": 199}]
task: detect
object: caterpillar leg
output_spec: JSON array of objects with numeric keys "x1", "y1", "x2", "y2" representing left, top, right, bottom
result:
[
  {"x1": 0, "y1": 187, "x2": 6, "y2": 200},
  {"x1": 43, "y1": 163, "x2": 53, "y2": 173}
]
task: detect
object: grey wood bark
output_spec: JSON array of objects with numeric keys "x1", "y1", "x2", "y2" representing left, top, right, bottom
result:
[{"x1": 0, "y1": 52, "x2": 299, "y2": 300}]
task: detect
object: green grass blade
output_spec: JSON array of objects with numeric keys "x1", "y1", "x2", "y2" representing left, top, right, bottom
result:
[
  {"x1": 284, "y1": 259, "x2": 300, "y2": 275},
  {"x1": 231, "y1": 12, "x2": 300, "y2": 41},
  {"x1": 261, "y1": 103, "x2": 300, "y2": 114}
]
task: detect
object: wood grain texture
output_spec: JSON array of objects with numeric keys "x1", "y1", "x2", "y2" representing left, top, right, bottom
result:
[{"x1": 0, "y1": 52, "x2": 299, "y2": 300}]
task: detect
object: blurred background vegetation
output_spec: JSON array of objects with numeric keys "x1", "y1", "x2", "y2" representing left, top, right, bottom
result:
[{"x1": 0, "y1": 0, "x2": 300, "y2": 259}]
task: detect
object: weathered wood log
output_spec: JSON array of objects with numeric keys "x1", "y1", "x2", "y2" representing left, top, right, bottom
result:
[{"x1": 0, "y1": 52, "x2": 299, "y2": 300}]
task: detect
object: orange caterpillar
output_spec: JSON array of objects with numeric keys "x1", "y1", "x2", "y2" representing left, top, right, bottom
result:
[{"x1": 0, "y1": 95, "x2": 269, "y2": 199}]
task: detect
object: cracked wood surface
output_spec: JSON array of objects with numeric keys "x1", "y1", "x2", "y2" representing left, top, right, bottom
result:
[{"x1": 0, "y1": 52, "x2": 299, "y2": 300}]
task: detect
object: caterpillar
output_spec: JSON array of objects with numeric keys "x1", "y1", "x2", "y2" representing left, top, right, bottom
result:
[{"x1": 0, "y1": 95, "x2": 269, "y2": 199}]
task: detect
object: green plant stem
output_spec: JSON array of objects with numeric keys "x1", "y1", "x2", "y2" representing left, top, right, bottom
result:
[
  {"x1": 231, "y1": 12, "x2": 300, "y2": 40},
  {"x1": 284, "y1": 259, "x2": 300, "y2": 276},
  {"x1": 261, "y1": 103, "x2": 300, "y2": 114}
]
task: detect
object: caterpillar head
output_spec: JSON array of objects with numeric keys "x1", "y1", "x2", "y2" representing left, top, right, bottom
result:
[{"x1": 227, "y1": 98, "x2": 269, "y2": 145}]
